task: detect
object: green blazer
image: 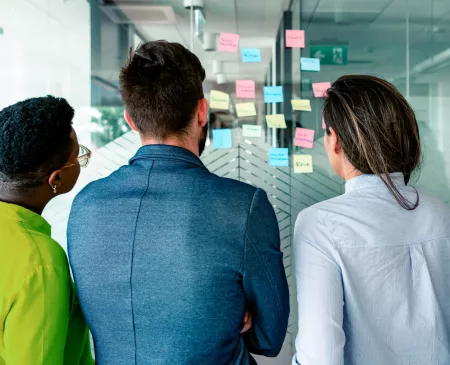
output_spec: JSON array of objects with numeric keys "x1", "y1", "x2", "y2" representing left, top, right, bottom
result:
[{"x1": 0, "y1": 201, "x2": 93, "y2": 365}]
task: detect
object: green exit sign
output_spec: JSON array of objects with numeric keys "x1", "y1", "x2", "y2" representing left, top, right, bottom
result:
[{"x1": 310, "y1": 45, "x2": 348, "y2": 65}]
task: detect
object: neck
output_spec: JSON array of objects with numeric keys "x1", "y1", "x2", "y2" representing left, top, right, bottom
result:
[
  {"x1": 140, "y1": 135, "x2": 200, "y2": 157},
  {"x1": 342, "y1": 164, "x2": 363, "y2": 182},
  {"x1": 0, "y1": 186, "x2": 50, "y2": 215}
]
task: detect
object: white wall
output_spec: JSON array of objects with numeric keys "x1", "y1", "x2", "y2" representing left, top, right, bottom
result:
[{"x1": 0, "y1": 0, "x2": 91, "y2": 141}]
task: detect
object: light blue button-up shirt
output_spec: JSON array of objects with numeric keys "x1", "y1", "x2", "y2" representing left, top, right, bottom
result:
[{"x1": 293, "y1": 173, "x2": 450, "y2": 365}]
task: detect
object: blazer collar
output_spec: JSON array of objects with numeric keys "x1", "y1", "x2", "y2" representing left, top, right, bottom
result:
[{"x1": 129, "y1": 144, "x2": 206, "y2": 169}]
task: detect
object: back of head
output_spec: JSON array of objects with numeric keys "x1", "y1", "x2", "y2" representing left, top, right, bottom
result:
[
  {"x1": 323, "y1": 75, "x2": 421, "y2": 210},
  {"x1": 0, "y1": 96, "x2": 74, "y2": 189},
  {"x1": 120, "y1": 41, "x2": 206, "y2": 140}
]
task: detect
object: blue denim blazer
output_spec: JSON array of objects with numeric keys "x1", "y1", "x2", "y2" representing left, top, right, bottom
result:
[{"x1": 68, "y1": 145, "x2": 290, "y2": 365}]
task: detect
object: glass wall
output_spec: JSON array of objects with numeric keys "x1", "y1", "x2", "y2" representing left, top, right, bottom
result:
[{"x1": 1, "y1": 1, "x2": 449, "y2": 364}]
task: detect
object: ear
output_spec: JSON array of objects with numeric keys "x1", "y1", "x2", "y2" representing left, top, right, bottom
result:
[
  {"x1": 48, "y1": 170, "x2": 63, "y2": 194},
  {"x1": 124, "y1": 110, "x2": 139, "y2": 132},
  {"x1": 196, "y1": 98, "x2": 208, "y2": 128},
  {"x1": 328, "y1": 127, "x2": 341, "y2": 155}
]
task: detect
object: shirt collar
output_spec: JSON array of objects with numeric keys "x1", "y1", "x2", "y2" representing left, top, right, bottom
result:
[
  {"x1": 129, "y1": 144, "x2": 206, "y2": 169},
  {"x1": 0, "y1": 201, "x2": 51, "y2": 235},
  {"x1": 345, "y1": 172, "x2": 406, "y2": 193}
]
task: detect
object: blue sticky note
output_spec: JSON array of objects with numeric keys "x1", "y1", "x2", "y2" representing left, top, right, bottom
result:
[
  {"x1": 212, "y1": 129, "x2": 232, "y2": 149},
  {"x1": 264, "y1": 86, "x2": 284, "y2": 103},
  {"x1": 301, "y1": 57, "x2": 320, "y2": 72},
  {"x1": 269, "y1": 148, "x2": 289, "y2": 167},
  {"x1": 242, "y1": 48, "x2": 262, "y2": 63}
]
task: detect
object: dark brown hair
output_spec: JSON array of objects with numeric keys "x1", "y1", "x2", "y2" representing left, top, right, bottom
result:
[
  {"x1": 323, "y1": 75, "x2": 421, "y2": 210},
  {"x1": 120, "y1": 41, "x2": 206, "y2": 140}
]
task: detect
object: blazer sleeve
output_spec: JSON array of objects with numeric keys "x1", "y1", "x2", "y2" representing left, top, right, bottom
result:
[{"x1": 241, "y1": 188, "x2": 290, "y2": 357}]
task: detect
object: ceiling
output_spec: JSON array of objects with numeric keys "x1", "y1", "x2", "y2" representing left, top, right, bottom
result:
[
  {"x1": 110, "y1": 0, "x2": 289, "y2": 82},
  {"x1": 104, "y1": 0, "x2": 450, "y2": 90}
]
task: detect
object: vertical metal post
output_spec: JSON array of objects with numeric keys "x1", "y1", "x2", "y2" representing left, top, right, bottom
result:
[
  {"x1": 190, "y1": 4, "x2": 194, "y2": 52},
  {"x1": 406, "y1": 0, "x2": 410, "y2": 100},
  {"x1": 272, "y1": 40, "x2": 277, "y2": 148}
]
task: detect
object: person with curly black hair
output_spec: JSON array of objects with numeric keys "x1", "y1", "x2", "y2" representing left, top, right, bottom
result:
[{"x1": 0, "y1": 96, "x2": 94, "y2": 364}]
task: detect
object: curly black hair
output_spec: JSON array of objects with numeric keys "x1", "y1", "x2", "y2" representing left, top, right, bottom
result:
[{"x1": 0, "y1": 96, "x2": 74, "y2": 188}]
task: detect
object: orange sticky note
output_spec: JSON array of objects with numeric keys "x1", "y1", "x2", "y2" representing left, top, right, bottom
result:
[
  {"x1": 219, "y1": 32, "x2": 240, "y2": 53},
  {"x1": 236, "y1": 80, "x2": 255, "y2": 99},
  {"x1": 286, "y1": 30, "x2": 305, "y2": 48}
]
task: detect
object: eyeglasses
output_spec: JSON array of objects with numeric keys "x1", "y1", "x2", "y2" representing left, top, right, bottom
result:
[{"x1": 77, "y1": 144, "x2": 92, "y2": 168}]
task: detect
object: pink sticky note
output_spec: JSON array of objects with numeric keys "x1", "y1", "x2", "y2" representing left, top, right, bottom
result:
[
  {"x1": 322, "y1": 115, "x2": 326, "y2": 129},
  {"x1": 295, "y1": 128, "x2": 315, "y2": 148},
  {"x1": 219, "y1": 32, "x2": 240, "y2": 53},
  {"x1": 236, "y1": 80, "x2": 255, "y2": 99},
  {"x1": 313, "y1": 82, "x2": 331, "y2": 98},
  {"x1": 286, "y1": 30, "x2": 305, "y2": 48}
]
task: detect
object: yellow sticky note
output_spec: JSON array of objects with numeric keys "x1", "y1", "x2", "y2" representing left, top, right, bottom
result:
[
  {"x1": 210, "y1": 90, "x2": 230, "y2": 110},
  {"x1": 236, "y1": 102, "x2": 257, "y2": 118},
  {"x1": 291, "y1": 99, "x2": 311, "y2": 112},
  {"x1": 266, "y1": 114, "x2": 287, "y2": 129},
  {"x1": 293, "y1": 155, "x2": 313, "y2": 173}
]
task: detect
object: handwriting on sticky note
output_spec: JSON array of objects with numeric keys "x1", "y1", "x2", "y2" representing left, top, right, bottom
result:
[
  {"x1": 301, "y1": 57, "x2": 320, "y2": 72},
  {"x1": 266, "y1": 114, "x2": 287, "y2": 129},
  {"x1": 236, "y1": 80, "x2": 255, "y2": 99},
  {"x1": 264, "y1": 86, "x2": 284, "y2": 103},
  {"x1": 295, "y1": 128, "x2": 315, "y2": 148},
  {"x1": 242, "y1": 124, "x2": 262, "y2": 138},
  {"x1": 286, "y1": 30, "x2": 305, "y2": 48},
  {"x1": 218, "y1": 32, "x2": 240, "y2": 53},
  {"x1": 270, "y1": 148, "x2": 289, "y2": 167},
  {"x1": 312, "y1": 82, "x2": 331, "y2": 98},
  {"x1": 212, "y1": 129, "x2": 232, "y2": 149},
  {"x1": 242, "y1": 48, "x2": 262, "y2": 63},
  {"x1": 236, "y1": 103, "x2": 257, "y2": 118},
  {"x1": 291, "y1": 99, "x2": 311, "y2": 112},
  {"x1": 293, "y1": 155, "x2": 313, "y2": 173},
  {"x1": 210, "y1": 90, "x2": 229, "y2": 110}
]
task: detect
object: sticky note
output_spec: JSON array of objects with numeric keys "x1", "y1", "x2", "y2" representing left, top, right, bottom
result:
[
  {"x1": 295, "y1": 128, "x2": 315, "y2": 148},
  {"x1": 210, "y1": 90, "x2": 229, "y2": 110},
  {"x1": 322, "y1": 115, "x2": 326, "y2": 129},
  {"x1": 212, "y1": 129, "x2": 232, "y2": 149},
  {"x1": 270, "y1": 148, "x2": 289, "y2": 167},
  {"x1": 242, "y1": 124, "x2": 262, "y2": 137},
  {"x1": 266, "y1": 114, "x2": 287, "y2": 129},
  {"x1": 236, "y1": 80, "x2": 255, "y2": 99},
  {"x1": 301, "y1": 57, "x2": 320, "y2": 72},
  {"x1": 291, "y1": 99, "x2": 311, "y2": 112},
  {"x1": 242, "y1": 48, "x2": 262, "y2": 63},
  {"x1": 218, "y1": 32, "x2": 240, "y2": 53},
  {"x1": 264, "y1": 86, "x2": 284, "y2": 103},
  {"x1": 293, "y1": 155, "x2": 313, "y2": 173},
  {"x1": 312, "y1": 82, "x2": 331, "y2": 98},
  {"x1": 286, "y1": 30, "x2": 305, "y2": 48},
  {"x1": 236, "y1": 103, "x2": 257, "y2": 118}
]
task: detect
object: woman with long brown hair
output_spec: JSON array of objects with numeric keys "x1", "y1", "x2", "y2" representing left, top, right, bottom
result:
[{"x1": 293, "y1": 75, "x2": 450, "y2": 365}]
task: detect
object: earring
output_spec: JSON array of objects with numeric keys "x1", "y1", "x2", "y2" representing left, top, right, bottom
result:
[{"x1": 52, "y1": 185, "x2": 57, "y2": 194}]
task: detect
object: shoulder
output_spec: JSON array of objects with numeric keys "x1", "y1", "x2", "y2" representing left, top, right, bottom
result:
[
  {"x1": 207, "y1": 173, "x2": 259, "y2": 201},
  {"x1": 294, "y1": 196, "x2": 348, "y2": 254},
  {"x1": 295, "y1": 194, "x2": 346, "y2": 233},
  {"x1": 72, "y1": 166, "x2": 129, "y2": 207},
  {"x1": 3, "y1": 225, "x2": 69, "y2": 294},
  {"x1": 21, "y1": 227, "x2": 69, "y2": 271}
]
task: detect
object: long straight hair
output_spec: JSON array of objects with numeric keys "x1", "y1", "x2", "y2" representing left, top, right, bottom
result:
[{"x1": 323, "y1": 75, "x2": 421, "y2": 210}]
